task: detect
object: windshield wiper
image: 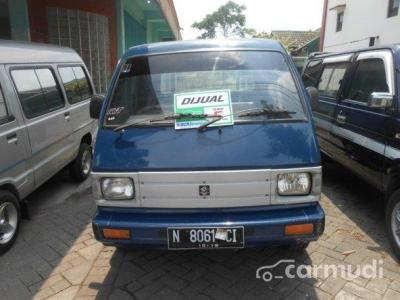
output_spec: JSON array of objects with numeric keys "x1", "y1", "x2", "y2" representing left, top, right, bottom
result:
[
  {"x1": 197, "y1": 108, "x2": 297, "y2": 132},
  {"x1": 114, "y1": 113, "x2": 221, "y2": 132}
]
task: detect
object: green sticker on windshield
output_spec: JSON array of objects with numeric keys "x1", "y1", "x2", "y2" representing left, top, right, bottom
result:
[{"x1": 174, "y1": 90, "x2": 234, "y2": 130}]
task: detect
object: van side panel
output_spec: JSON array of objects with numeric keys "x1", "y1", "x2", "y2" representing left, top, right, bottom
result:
[
  {"x1": 0, "y1": 65, "x2": 33, "y2": 199},
  {"x1": 6, "y1": 65, "x2": 76, "y2": 188}
]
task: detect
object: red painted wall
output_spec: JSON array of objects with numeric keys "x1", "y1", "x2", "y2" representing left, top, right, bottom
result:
[{"x1": 28, "y1": 0, "x2": 117, "y2": 67}]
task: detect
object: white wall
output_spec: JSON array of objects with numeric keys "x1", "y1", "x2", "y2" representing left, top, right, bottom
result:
[{"x1": 323, "y1": 0, "x2": 400, "y2": 52}]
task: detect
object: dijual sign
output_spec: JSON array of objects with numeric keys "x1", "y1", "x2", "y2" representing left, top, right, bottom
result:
[{"x1": 174, "y1": 90, "x2": 234, "y2": 130}]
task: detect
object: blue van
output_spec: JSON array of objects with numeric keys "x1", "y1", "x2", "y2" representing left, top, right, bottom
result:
[
  {"x1": 302, "y1": 45, "x2": 400, "y2": 259},
  {"x1": 90, "y1": 39, "x2": 324, "y2": 250}
]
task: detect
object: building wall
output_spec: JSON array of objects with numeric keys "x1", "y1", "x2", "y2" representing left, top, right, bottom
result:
[
  {"x1": 323, "y1": 0, "x2": 400, "y2": 52},
  {"x1": 124, "y1": 11, "x2": 146, "y2": 49},
  {"x1": 28, "y1": 0, "x2": 117, "y2": 66}
]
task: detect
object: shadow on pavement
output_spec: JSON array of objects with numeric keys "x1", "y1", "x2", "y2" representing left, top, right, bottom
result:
[
  {"x1": 87, "y1": 246, "x2": 319, "y2": 299},
  {"x1": 322, "y1": 161, "x2": 395, "y2": 261},
  {"x1": 0, "y1": 170, "x2": 94, "y2": 299}
]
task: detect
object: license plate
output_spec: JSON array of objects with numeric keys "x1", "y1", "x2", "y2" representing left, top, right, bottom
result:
[{"x1": 167, "y1": 227, "x2": 244, "y2": 249}]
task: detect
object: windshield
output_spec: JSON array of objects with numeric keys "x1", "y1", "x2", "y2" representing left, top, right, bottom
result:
[{"x1": 105, "y1": 51, "x2": 306, "y2": 127}]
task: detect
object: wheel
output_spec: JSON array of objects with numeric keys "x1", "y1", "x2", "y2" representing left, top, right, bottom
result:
[
  {"x1": 386, "y1": 189, "x2": 400, "y2": 261},
  {"x1": 0, "y1": 191, "x2": 21, "y2": 255},
  {"x1": 70, "y1": 143, "x2": 92, "y2": 182}
]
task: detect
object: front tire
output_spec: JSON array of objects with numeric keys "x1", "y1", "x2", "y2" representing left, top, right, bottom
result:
[
  {"x1": 70, "y1": 143, "x2": 92, "y2": 182},
  {"x1": 386, "y1": 190, "x2": 400, "y2": 261},
  {"x1": 0, "y1": 191, "x2": 20, "y2": 255}
]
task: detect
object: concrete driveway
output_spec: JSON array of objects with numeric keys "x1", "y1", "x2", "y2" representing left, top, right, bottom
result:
[{"x1": 1, "y1": 165, "x2": 400, "y2": 300}]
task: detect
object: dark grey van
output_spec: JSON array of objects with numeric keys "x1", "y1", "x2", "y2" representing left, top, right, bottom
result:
[
  {"x1": 302, "y1": 45, "x2": 400, "y2": 260},
  {"x1": 0, "y1": 40, "x2": 97, "y2": 254}
]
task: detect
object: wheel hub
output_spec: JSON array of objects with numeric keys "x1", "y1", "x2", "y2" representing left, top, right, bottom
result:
[
  {"x1": 0, "y1": 202, "x2": 18, "y2": 245},
  {"x1": 392, "y1": 202, "x2": 400, "y2": 248}
]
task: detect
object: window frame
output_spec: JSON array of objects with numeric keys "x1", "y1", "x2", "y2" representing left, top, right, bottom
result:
[
  {"x1": 9, "y1": 65, "x2": 66, "y2": 120},
  {"x1": 302, "y1": 59, "x2": 323, "y2": 88},
  {"x1": 317, "y1": 62, "x2": 350, "y2": 100},
  {"x1": 388, "y1": 0, "x2": 399, "y2": 18},
  {"x1": 0, "y1": 83, "x2": 12, "y2": 125},
  {"x1": 57, "y1": 64, "x2": 94, "y2": 105},
  {"x1": 102, "y1": 49, "x2": 311, "y2": 129},
  {"x1": 342, "y1": 50, "x2": 395, "y2": 107},
  {"x1": 336, "y1": 11, "x2": 344, "y2": 32}
]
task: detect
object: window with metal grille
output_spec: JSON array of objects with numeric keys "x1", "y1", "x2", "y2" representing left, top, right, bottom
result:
[
  {"x1": 336, "y1": 12, "x2": 344, "y2": 32},
  {"x1": 47, "y1": 7, "x2": 111, "y2": 93}
]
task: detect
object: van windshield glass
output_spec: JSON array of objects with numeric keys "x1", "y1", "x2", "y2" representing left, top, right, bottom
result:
[{"x1": 105, "y1": 51, "x2": 306, "y2": 127}]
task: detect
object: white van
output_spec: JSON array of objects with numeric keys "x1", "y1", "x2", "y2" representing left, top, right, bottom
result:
[{"x1": 0, "y1": 40, "x2": 97, "y2": 254}]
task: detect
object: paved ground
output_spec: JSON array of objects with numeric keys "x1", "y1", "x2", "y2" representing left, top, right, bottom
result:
[{"x1": 1, "y1": 165, "x2": 400, "y2": 300}]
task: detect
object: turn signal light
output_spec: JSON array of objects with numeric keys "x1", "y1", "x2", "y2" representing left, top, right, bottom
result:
[
  {"x1": 285, "y1": 224, "x2": 314, "y2": 236},
  {"x1": 103, "y1": 228, "x2": 131, "y2": 240}
]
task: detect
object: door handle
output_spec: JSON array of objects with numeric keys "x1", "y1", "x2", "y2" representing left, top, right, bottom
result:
[
  {"x1": 6, "y1": 132, "x2": 18, "y2": 144},
  {"x1": 336, "y1": 114, "x2": 346, "y2": 124},
  {"x1": 64, "y1": 111, "x2": 71, "y2": 121}
]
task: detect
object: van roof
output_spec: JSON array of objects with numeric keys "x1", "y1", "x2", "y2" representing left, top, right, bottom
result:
[
  {"x1": 0, "y1": 39, "x2": 83, "y2": 64},
  {"x1": 122, "y1": 39, "x2": 286, "y2": 59},
  {"x1": 308, "y1": 44, "x2": 400, "y2": 60}
]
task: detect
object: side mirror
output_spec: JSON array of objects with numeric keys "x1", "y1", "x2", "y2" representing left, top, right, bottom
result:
[
  {"x1": 306, "y1": 86, "x2": 319, "y2": 110},
  {"x1": 90, "y1": 94, "x2": 105, "y2": 119},
  {"x1": 369, "y1": 92, "x2": 393, "y2": 108}
]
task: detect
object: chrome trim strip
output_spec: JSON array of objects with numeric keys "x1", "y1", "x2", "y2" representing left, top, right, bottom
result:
[
  {"x1": 92, "y1": 167, "x2": 322, "y2": 208},
  {"x1": 323, "y1": 54, "x2": 353, "y2": 64},
  {"x1": 357, "y1": 50, "x2": 395, "y2": 95}
]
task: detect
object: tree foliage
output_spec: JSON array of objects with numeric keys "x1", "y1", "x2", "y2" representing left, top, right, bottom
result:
[{"x1": 192, "y1": 1, "x2": 247, "y2": 39}]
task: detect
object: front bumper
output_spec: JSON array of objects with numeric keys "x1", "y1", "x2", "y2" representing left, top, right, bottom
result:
[{"x1": 92, "y1": 203, "x2": 325, "y2": 249}]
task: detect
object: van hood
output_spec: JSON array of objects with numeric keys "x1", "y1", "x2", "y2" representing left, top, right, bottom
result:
[{"x1": 93, "y1": 122, "x2": 320, "y2": 172}]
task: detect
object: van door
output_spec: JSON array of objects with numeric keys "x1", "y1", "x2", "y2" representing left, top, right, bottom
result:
[
  {"x1": 0, "y1": 66, "x2": 32, "y2": 197},
  {"x1": 332, "y1": 50, "x2": 395, "y2": 190},
  {"x1": 58, "y1": 65, "x2": 94, "y2": 149},
  {"x1": 313, "y1": 57, "x2": 351, "y2": 157},
  {"x1": 10, "y1": 67, "x2": 74, "y2": 187}
]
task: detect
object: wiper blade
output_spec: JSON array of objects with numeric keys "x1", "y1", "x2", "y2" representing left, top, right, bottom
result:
[
  {"x1": 197, "y1": 108, "x2": 297, "y2": 132},
  {"x1": 238, "y1": 108, "x2": 296, "y2": 118},
  {"x1": 114, "y1": 113, "x2": 220, "y2": 132}
]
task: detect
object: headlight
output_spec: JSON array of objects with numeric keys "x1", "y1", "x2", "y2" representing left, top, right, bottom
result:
[
  {"x1": 101, "y1": 178, "x2": 134, "y2": 200},
  {"x1": 277, "y1": 173, "x2": 311, "y2": 196}
]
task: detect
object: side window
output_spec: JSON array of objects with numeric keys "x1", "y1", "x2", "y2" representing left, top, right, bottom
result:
[
  {"x1": 0, "y1": 85, "x2": 8, "y2": 121},
  {"x1": 318, "y1": 63, "x2": 348, "y2": 98},
  {"x1": 35, "y1": 69, "x2": 64, "y2": 112},
  {"x1": 59, "y1": 66, "x2": 92, "y2": 104},
  {"x1": 73, "y1": 67, "x2": 92, "y2": 100},
  {"x1": 302, "y1": 60, "x2": 323, "y2": 87},
  {"x1": 58, "y1": 67, "x2": 80, "y2": 103},
  {"x1": 12, "y1": 68, "x2": 65, "y2": 119},
  {"x1": 347, "y1": 59, "x2": 389, "y2": 104}
]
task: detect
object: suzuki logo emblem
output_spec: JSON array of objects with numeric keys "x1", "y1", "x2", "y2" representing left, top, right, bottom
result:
[{"x1": 199, "y1": 185, "x2": 210, "y2": 196}]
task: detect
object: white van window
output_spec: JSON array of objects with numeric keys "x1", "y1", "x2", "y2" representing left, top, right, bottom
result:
[
  {"x1": 35, "y1": 69, "x2": 64, "y2": 112},
  {"x1": 0, "y1": 85, "x2": 8, "y2": 120},
  {"x1": 12, "y1": 68, "x2": 64, "y2": 118},
  {"x1": 318, "y1": 63, "x2": 348, "y2": 98},
  {"x1": 348, "y1": 59, "x2": 389, "y2": 104},
  {"x1": 59, "y1": 66, "x2": 92, "y2": 104}
]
